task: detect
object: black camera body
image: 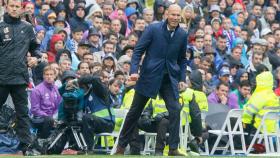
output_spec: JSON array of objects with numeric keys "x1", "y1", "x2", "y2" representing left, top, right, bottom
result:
[{"x1": 62, "y1": 88, "x2": 83, "y2": 123}]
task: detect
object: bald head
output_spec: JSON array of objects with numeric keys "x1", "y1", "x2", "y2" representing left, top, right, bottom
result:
[{"x1": 167, "y1": 4, "x2": 181, "y2": 30}]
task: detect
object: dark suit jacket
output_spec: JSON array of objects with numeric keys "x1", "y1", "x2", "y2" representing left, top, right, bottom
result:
[{"x1": 130, "y1": 20, "x2": 187, "y2": 99}]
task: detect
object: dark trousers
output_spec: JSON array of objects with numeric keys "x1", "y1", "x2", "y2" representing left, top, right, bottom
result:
[
  {"x1": 32, "y1": 116, "x2": 54, "y2": 139},
  {"x1": 244, "y1": 123, "x2": 257, "y2": 146},
  {"x1": 0, "y1": 84, "x2": 32, "y2": 145},
  {"x1": 82, "y1": 114, "x2": 114, "y2": 150},
  {"x1": 118, "y1": 75, "x2": 182, "y2": 150},
  {"x1": 138, "y1": 118, "x2": 169, "y2": 151}
]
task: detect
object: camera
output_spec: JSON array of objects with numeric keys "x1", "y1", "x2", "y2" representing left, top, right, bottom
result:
[{"x1": 61, "y1": 80, "x2": 84, "y2": 123}]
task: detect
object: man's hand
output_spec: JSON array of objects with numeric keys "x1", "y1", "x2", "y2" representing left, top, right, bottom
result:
[
  {"x1": 220, "y1": 95, "x2": 228, "y2": 105},
  {"x1": 178, "y1": 81, "x2": 187, "y2": 91},
  {"x1": 27, "y1": 57, "x2": 38, "y2": 67},
  {"x1": 125, "y1": 80, "x2": 136, "y2": 87},
  {"x1": 129, "y1": 74, "x2": 139, "y2": 81}
]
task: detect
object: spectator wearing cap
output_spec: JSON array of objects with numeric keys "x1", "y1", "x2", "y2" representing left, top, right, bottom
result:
[
  {"x1": 71, "y1": 40, "x2": 91, "y2": 70},
  {"x1": 103, "y1": 53, "x2": 117, "y2": 78},
  {"x1": 231, "y1": 68, "x2": 249, "y2": 90},
  {"x1": 40, "y1": 16, "x2": 69, "y2": 52},
  {"x1": 153, "y1": 0, "x2": 167, "y2": 21},
  {"x1": 232, "y1": 37, "x2": 249, "y2": 67},
  {"x1": 230, "y1": 11, "x2": 245, "y2": 28},
  {"x1": 47, "y1": 34, "x2": 65, "y2": 62},
  {"x1": 125, "y1": 7, "x2": 138, "y2": 31},
  {"x1": 127, "y1": 0, "x2": 141, "y2": 12},
  {"x1": 55, "y1": 49, "x2": 73, "y2": 64},
  {"x1": 117, "y1": 45, "x2": 134, "y2": 59},
  {"x1": 88, "y1": 28, "x2": 101, "y2": 53},
  {"x1": 250, "y1": 38, "x2": 272, "y2": 71},
  {"x1": 35, "y1": 25, "x2": 46, "y2": 44},
  {"x1": 203, "y1": 46, "x2": 216, "y2": 72},
  {"x1": 42, "y1": 10, "x2": 57, "y2": 31},
  {"x1": 207, "y1": 4, "x2": 222, "y2": 23},
  {"x1": 208, "y1": 82, "x2": 231, "y2": 106},
  {"x1": 69, "y1": 3, "x2": 90, "y2": 32},
  {"x1": 55, "y1": 2, "x2": 67, "y2": 19},
  {"x1": 211, "y1": 67, "x2": 231, "y2": 89},
  {"x1": 85, "y1": 4, "x2": 103, "y2": 23}
]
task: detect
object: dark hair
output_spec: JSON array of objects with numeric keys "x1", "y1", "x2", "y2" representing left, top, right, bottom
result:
[
  {"x1": 83, "y1": 52, "x2": 93, "y2": 58},
  {"x1": 217, "y1": 82, "x2": 229, "y2": 90},
  {"x1": 109, "y1": 78, "x2": 122, "y2": 86},
  {"x1": 218, "y1": 34, "x2": 227, "y2": 40},
  {"x1": 77, "y1": 61, "x2": 89, "y2": 70},
  {"x1": 114, "y1": 70, "x2": 124, "y2": 78},
  {"x1": 195, "y1": 35, "x2": 204, "y2": 40},
  {"x1": 107, "y1": 32, "x2": 118, "y2": 39},
  {"x1": 103, "y1": 41, "x2": 116, "y2": 48},
  {"x1": 89, "y1": 62, "x2": 102, "y2": 69},
  {"x1": 103, "y1": 20, "x2": 111, "y2": 25},
  {"x1": 239, "y1": 80, "x2": 251, "y2": 88}
]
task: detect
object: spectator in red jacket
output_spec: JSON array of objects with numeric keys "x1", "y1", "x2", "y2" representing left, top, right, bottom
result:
[{"x1": 47, "y1": 34, "x2": 65, "y2": 62}]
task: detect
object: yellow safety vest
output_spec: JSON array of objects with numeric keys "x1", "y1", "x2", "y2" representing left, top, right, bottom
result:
[
  {"x1": 180, "y1": 88, "x2": 208, "y2": 125},
  {"x1": 151, "y1": 96, "x2": 168, "y2": 117},
  {"x1": 242, "y1": 72, "x2": 280, "y2": 133}
]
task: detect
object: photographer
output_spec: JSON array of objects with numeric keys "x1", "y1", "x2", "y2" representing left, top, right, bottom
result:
[
  {"x1": 58, "y1": 70, "x2": 84, "y2": 122},
  {"x1": 78, "y1": 74, "x2": 115, "y2": 151}
]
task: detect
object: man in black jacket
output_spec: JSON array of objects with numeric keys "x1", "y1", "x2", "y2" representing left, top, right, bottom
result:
[{"x1": 0, "y1": 0, "x2": 41, "y2": 155}]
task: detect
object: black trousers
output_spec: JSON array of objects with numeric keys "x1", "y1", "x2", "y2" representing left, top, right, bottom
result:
[
  {"x1": 118, "y1": 75, "x2": 182, "y2": 150},
  {"x1": 138, "y1": 118, "x2": 169, "y2": 151},
  {"x1": 82, "y1": 114, "x2": 114, "y2": 150},
  {"x1": 0, "y1": 84, "x2": 32, "y2": 145},
  {"x1": 32, "y1": 116, "x2": 54, "y2": 139}
]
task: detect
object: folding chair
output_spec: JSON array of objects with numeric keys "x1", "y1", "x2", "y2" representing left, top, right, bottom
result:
[
  {"x1": 246, "y1": 112, "x2": 280, "y2": 155},
  {"x1": 181, "y1": 110, "x2": 209, "y2": 155},
  {"x1": 142, "y1": 111, "x2": 187, "y2": 155},
  {"x1": 209, "y1": 109, "x2": 246, "y2": 155},
  {"x1": 200, "y1": 111, "x2": 209, "y2": 155},
  {"x1": 92, "y1": 109, "x2": 128, "y2": 155}
]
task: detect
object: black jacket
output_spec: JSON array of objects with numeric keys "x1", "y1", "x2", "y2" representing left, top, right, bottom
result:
[{"x1": 0, "y1": 13, "x2": 40, "y2": 85}]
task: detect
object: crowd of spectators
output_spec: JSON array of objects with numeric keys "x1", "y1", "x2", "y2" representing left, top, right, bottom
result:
[{"x1": 1, "y1": 0, "x2": 280, "y2": 155}]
